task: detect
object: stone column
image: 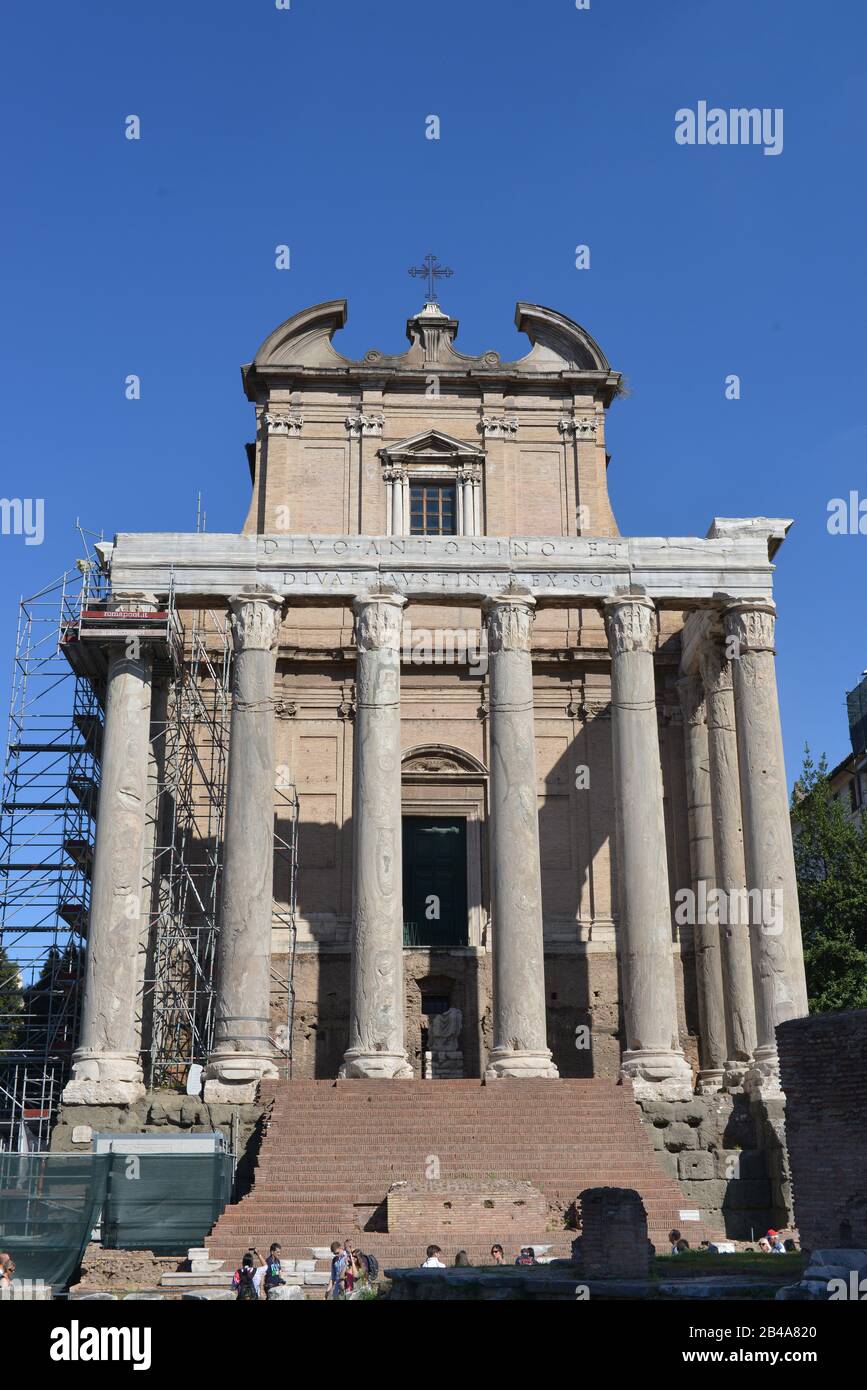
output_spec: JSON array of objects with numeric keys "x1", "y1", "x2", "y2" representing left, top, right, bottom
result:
[
  {"x1": 64, "y1": 637, "x2": 154, "y2": 1104},
  {"x1": 463, "y1": 472, "x2": 476, "y2": 537},
  {"x1": 391, "y1": 469, "x2": 405, "y2": 536},
  {"x1": 342, "y1": 591, "x2": 413, "y2": 1078},
  {"x1": 604, "y1": 595, "x2": 692, "y2": 1101},
  {"x1": 724, "y1": 601, "x2": 808, "y2": 1086},
  {"x1": 677, "y1": 674, "x2": 727, "y2": 1091},
  {"x1": 204, "y1": 593, "x2": 284, "y2": 1102},
  {"x1": 483, "y1": 591, "x2": 558, "y2": 1079},
  {"x1": 699, "y1": 633, "x2": 758, "y2": 1086}
]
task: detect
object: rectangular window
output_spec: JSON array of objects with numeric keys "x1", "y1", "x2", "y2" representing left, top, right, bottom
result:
[{"x1": 409, "y1": 483, "x2": 456, "y2": 536}]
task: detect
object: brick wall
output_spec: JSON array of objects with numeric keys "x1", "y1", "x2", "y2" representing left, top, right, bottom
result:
[{"x1": 777, "y1": 1010, "x2": 867, "y2": 1251}]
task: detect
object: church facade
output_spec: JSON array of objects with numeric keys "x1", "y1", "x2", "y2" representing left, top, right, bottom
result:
[{"x1": 61, "y1": 296, "x2": 808, "y2": 1108}]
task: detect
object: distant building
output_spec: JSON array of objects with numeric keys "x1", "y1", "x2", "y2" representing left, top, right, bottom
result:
[{"x1": 827, "y1": 673, "x2": 867, "y2": 823}]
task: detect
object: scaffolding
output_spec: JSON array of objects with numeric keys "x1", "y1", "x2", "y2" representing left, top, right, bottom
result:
[
  {"x1": 0, "y1": 564, "x2": 106, "y2": 1151},
  {"x1": 0, "y1": 564, "x2": 301, "y2": 1145}
]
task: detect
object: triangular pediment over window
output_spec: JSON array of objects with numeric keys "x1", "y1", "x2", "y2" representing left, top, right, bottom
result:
[{"x1": 378, "y1": 430, "x2": 484, "y2": 467}]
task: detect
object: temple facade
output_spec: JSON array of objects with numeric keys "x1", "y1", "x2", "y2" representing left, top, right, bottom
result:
[{"x1": 61, "y1": 297, "x2": 808, "y2": 1107}]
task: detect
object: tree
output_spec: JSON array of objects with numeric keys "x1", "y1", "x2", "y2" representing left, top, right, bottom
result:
[
  {"x1": 791, "y1": 747, "x2": 867, "y2": 1012},
  {"x1": 0, "y1": 942, "x2": 24, "y2": 1051}
]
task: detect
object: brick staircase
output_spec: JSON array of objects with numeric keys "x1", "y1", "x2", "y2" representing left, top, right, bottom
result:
[{"x1": 206, "y1": 1078, "x2": 710, "y2": 1269}]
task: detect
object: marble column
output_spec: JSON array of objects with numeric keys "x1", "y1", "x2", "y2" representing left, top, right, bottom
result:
[
  {"x1": 483, "y1": 591, "x2": 558, "y2": 1079},
  {"x1": 604, "y1": 594, "x2": 692, "y2": 1100},
  {"x1": 342, "y1": 591, "x2": 413, "y2": 1079},
  {"x1": 699, "y1": 633, "x2": 758, "y2": 1086},
  {"x1": 64, "y1": 637, "x2": 154, "y2": 1104},
  {"x1": 204, "y1": 593, "x2": 284, "y2": 1102},
  {"x1": 463, "y1": 472, "x2": 477, "y2": 537},
  {"x1": 677, "y1": 674, "x2": 727, "y2": 1091},
  {"x1": 391, "y1": 469, "x2": 405, "y2": 537},
  {"x1": 724, "y1": 601, "x2": 808, "y2": 1087}
]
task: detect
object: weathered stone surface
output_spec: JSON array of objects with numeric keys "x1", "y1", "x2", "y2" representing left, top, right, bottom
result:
[
  {"x1": 484, "y1": 594, "x2": 557, "y2": 1079},
  {"x1": 205, "y1": 594, "x2": 284, "y2": 1101},
  {"x1": 678, "y1": 672, "x2": 726, "y2": 1087},
  {"x1": 678, "y1": 1151, "x2": 715, "y2": 1181},
  {"x1": 63, "y1": 640, "x2": 154, "y2": 1104},
  {"x1": 663, "y1": 1122, "x2": 700, "y2": 1152},
  {"x1": 268, "y1": 1284, "x2": 305, "y2": 1300},
  {"x1": 724, "y1": 602, "x2": 808, "y2": 1086},
  {"x1": 342, "y1": 592, "x2": 413, "y2": 1079},
  {"x1": 604, "y1": 595, "x2": 691, "y2": 1100},
  {"x1": 697, "y1": 629, "x2": 757, "y2": 1083}
]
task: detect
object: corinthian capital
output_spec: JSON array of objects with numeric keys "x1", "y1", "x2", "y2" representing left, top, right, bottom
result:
[
  {"x1": 228, "y1": 593, "x2": 285, "y2": 653},
  {"x1": 483, "y1": 592, "x2": 535, "y2": 653},
  {"x1": 353, "y1": 592, "x2": 406, "y2": 652},
  {"x1": 603, "y1": 595, "x2": 657, "y2": 656},
  {"x1": 724, "y1": 601, "x2": 777, "y2": 655}
]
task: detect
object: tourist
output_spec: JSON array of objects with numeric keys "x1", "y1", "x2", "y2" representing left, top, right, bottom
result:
[
  {"x1": 757, "y1": 1237, "x2": 772, "y2": 1253},
  {"x1": 420, "y1": 1244, "x2": 445, "y2": 1268},
  {"x1": 766, "y1": 1229, "x2": 786, "y2": 1253},
  {"x1": 264, "y1": 1242, "x2": 285, "y2": 1293},
  {"x1": 490, "y1": 1244, "x2": 505, "y2": 1265},
  {"x1": 0, "y1": 1253, "x2": 14, "y2": 1287},
  {"x1": 232, "y1": 1248, "x2": 266, "y2": 1301},
  {"x1": 515, "y1": 1247, "x2": 536, "y2": 1266},
  {"x1": 454, "y1": 1250, "x2": 470, "y2": 1266},
  {"x1": 668, "y1": 1228, "x2": 682, "y2": 1255},
  {"x1": 328, "y1": 1240, "x2": 348, "y2": 1298}
]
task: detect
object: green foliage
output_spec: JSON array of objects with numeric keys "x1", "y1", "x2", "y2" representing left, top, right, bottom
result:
[
  {"x1": 791, "y1": 747, "x2": 867, "y2": 1012},
  {"x1": 0, "y1": 943, "x2": 24, "y2": 1051}
]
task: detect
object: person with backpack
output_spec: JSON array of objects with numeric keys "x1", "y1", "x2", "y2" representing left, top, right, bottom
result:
[
  {"x1": 264, "y1": 1243, "x2": 285, "y2": 1293},
  {"x1": 232, "y1": 1248, "x2": 266, "y2": 1301}
]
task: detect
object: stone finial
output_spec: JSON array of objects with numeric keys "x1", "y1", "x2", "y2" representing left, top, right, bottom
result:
[
  {"x1": 482, "y1": 592, "x2": 535, "y2": 652},
  {"x1": 603, "y1": 594, "x2": 657, "y2": 656},
  {"x1": 353, "y1": 592, "x2": 406, "y2": 652},
  {"x1": 724, "y1": 601, "x2": 777, "y2": 654},
  {"x1": 228, "y1": 593, "x2": 285, "y2": 653}
]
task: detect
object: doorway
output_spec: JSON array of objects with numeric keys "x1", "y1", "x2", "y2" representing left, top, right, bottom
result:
[{"x1": 402, "y1": 816, "x2": 468, "y2": 947}]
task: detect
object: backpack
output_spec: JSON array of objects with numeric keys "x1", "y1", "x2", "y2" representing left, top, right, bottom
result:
[
  {"x1": 355, "y1": 1250, "x2": 379, "y2": 1282},
  {"x1": 235, "y1": 1266, "x2": 258, "y2": 1301}
]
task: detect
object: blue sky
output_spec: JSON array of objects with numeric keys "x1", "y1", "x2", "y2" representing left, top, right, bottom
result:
[{"x1": 1, "y1": 0, "x2": 865, "y2": 779}]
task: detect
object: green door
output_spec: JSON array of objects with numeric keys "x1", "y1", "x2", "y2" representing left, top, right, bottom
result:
[{"x1": 402, "y1": 816, "x2": 468, "y2": 947}]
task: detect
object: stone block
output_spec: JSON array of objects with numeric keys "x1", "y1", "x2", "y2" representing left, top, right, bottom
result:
[
  {"x1": 678, "y1": 1178, "x2": 728, "y2": 1208},
  {"x1": 304, "y1": 1272, "x2": 330, "y2": 1286},
  {"x1": 716, "y1": 1149, "x2": 766, "y2": 1181},
  {"x1": 655, "y1": 1150, "x2": 679, "y2": 1179},
  {"x1": 71, "y1": 1125, "x2": 93, "y2": 1145},
  {"x1": 724, "y1": 1178, "x2": 772, "y2": 1210},
  {"x1": 268, "y1": 1285, "x2": 305, "y2": 1300},
  {"x1": 663, "y1": 1122, "x2": 700, "y2": 1152},
  {"x1": 677, "y1": 1151, "x2": 715, "y2": 1181}
]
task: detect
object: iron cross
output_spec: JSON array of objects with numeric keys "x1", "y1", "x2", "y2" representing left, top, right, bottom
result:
[{"x1": 408, "y1": 252, "x2": 453, "y2": 303}]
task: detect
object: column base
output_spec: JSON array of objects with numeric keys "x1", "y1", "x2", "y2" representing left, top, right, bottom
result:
[
  {"x1": 621, "y1": 1049, "x2": 694, "y2": 1102},
  {"x1": 722, "y1": 1057, "x2": 753, "y2": 1091},
  {"x1": 742, "y1": 1046, "x2": 783, "y2": 1098},
  {"x1": 485, "y1": 1047, "x2": 559, "y2": 1080},
  {"x1": 202, "y1": 1051, "x2": 279, "y2": 1103},
  {"x1": 62, "y1": 1053, "x2": 146, "y2": 1106},
  {"x1": 696, "y1": 1067, "x2": 726, "y2": 1095},
  {"x1": 340, "y1": 1049, "x2": 414, "y2": 1080}
]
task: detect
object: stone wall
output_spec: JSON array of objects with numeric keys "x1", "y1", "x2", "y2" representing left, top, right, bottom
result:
[
  {"x1": 635, "y1": 1090, "x2": 788, "y2": 1241},
  {"x1": 51, "y1": 1093, "x2": 267, "y2": 1197},
  {"x1": 778, "y1": 1011, "x2": 867, "y2": 1252}
]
